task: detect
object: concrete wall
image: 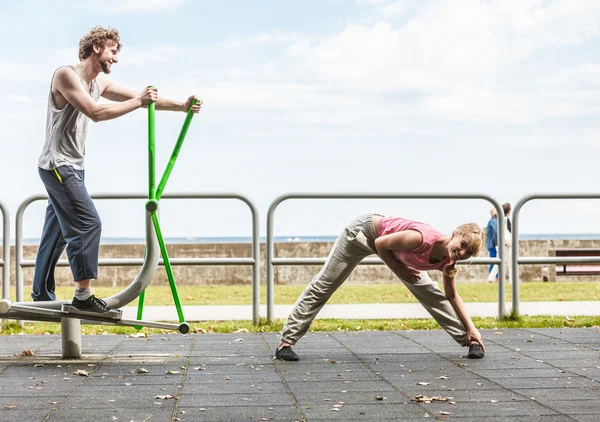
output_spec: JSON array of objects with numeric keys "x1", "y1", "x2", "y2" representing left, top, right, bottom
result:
[{"x1": 3, "y1": 239, "x2": 600, "y2": 288}]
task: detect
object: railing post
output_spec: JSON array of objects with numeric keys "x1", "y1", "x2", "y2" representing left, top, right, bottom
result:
[
  {"x1": 266, "y1": 193, "x2": 505, "y2": 322},
  {"x1": 510, "y1": 193, "x2": 600, "y2": 317},
  {"x1": 266, "y1": 197, "x2": 284, "y2": 323},
  {"x1": 0, "y1": 200, "x2": 9, "y2": 300},
  {"x1": 511, "y1": 196, "x2": 525, "y2": 316},
  {"x1": 13, "y1": 193, "x2": 261, "y2": 323}
]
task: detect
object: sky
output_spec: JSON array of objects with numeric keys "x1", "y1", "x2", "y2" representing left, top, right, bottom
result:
[{"x1": 1, "y1": 0, "x2": 600, "y2": 241}]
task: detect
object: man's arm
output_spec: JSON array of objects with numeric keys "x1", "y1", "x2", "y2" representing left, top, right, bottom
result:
[
  {"x1": 54, "y1": 68, "x2": 153, "y2": 122},
  {"x1": 374, "y1": 230, "x2": 423, "y2": 282},
  {"x1": 442, "y1": 271, "x2": 485, "y2": 349},
  {"x1": 100, "y1": 77, "x2": 201, "y2": 113}
]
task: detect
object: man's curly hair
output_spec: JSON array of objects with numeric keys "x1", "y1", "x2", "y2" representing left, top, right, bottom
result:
[{"x1": 78, "y1": 26, "x2": 122, "y2": 61}]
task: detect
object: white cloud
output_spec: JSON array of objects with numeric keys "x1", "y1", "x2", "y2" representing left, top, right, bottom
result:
[
  {"x1": 4, "y1": 95, "x2": 34, "y2": 104},
  {"x1": 0, "y1": 60, "x2": 42, "y2": 81},
  {"x1": 535, "y1": 64, "x2": 600, "y2": 90},
  {"x1": 119, "y1": 46, "x2": 179, "y2": 66},
  {"x1": 356, "y1": 0, "x2": 389, "y2": 5},
  {"x1": 225, "y1": 30, "x2": 309, "y2": 49},
  {"x1": 209, "y1": 0, "x2": 600, "y2": 124},
  {"x1": 78, "y1": 0, "x2": 187, "y2": 13}
]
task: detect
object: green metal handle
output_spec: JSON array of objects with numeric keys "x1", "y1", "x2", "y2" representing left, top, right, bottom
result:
[
  {"x1": 156, "y1": 98, "x2": 199, "y2": 200},
  {"x1": 147, "y1": 86, "x2": 156, "y2": 201}
]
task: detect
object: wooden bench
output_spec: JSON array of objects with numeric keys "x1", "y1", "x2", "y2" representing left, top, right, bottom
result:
[{"x1": 554, "y1": 248, "x2": 600, "y2": 276}]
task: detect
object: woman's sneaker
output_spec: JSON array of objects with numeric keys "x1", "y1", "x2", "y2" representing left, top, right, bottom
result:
[
  {"x1": 70, "y1": 295, "x2": 110, "y2": 313},
  {"x1": 467, "y1": 342, "x2": 485, "y2": 359},
  {"x1": 276, "y1": 345, "x2": 299, "y2": 361}
]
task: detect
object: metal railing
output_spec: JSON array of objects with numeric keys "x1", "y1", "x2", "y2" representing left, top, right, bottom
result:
[
  {"x1": 511, "y1": 193, "x2": 600, "y2": 316},
  {"x1": 266, "y1": 193, "x2": 506, "y2": 322},
  {"x1": 15, "y1": 193, "x2": 261, "y2": 324},
  {"x1": 1, "y1": 200, "x2": 9, "y2": 300}
]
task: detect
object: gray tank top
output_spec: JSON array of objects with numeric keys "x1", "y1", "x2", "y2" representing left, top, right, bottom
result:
[{"x1": 38, "y1": 66, "x2": 100, "y2": 170}]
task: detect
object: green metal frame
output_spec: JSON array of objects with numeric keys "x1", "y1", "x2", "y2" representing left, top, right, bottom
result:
[{"x1": 136, "y1": 93, "x2": 199, "y2": 329}]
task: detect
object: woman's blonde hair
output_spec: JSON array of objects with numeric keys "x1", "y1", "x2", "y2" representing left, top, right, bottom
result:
[
  {"x1": 443, "y1": 223, "x2": 485, "y2": 277},
  {"x1": 79, "y1": 26, "x2": 122, "y2": 61}
]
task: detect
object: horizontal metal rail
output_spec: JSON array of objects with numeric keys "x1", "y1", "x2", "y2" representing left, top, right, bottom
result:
[
  {"x1": 19, "y1": 258, "x2": 256, "y2": 267},
  {"x1": 511, "y1": 193, "x2": 600, "y2": 316},
  {"x1": 15, "y1": 192, "x2": 261, "y2": 324},
  {"x1": 517, "y1": 256, "x2": 600, "y2": 265},
  {"x1": 267, "y1": 193, "x2": 506, "y2": 322},
  {"x1": 272, "y1": 257, "x2": 501, "y2": 265}
]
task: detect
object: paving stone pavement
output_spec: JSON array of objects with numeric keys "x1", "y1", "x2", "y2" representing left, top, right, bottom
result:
[{"x1": 0, "y1": 327, "x2": 598, "y2": 421}]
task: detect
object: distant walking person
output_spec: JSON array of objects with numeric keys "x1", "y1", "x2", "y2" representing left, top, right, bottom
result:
[
  {"x1": 503, "y1": 203, "x2": 512, "y2": 233},
  {"x1": 488, "y1": 203, "x2": 513, "y2": 283},
  {"x1": 32, "y1": 26, "x2": 202, "y2": 312},
  {"x1": 275, "y1": 213, "x2": 487, "y2": 362},
  {"x1": 485, "y1": 208, "x2": 498, "y2": 280}
]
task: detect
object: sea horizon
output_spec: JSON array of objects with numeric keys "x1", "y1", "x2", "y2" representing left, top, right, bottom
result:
[{"x1": 11, "y1": 233, "x2": 600, "y2": 245}]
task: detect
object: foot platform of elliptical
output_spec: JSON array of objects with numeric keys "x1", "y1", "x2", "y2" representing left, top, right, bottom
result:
[{"x1": 61, "y1": 305, "x2": 122, "y2": 320}]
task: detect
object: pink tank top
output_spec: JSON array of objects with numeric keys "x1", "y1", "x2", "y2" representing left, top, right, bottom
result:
[{"x1": 377, "y1": 217, "x2": 452, "y2": 271}]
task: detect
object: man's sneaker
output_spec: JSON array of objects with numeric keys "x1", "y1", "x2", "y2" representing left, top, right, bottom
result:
[
  {"x1": 71, "y1": 295, "x2": 110, "y2": 313},
  {"x1": 275, "y1": 345, "x2": 299, "y2": 361},
  {"x1": 467, "y1": 342, "x2": 485, "y2": 359}
]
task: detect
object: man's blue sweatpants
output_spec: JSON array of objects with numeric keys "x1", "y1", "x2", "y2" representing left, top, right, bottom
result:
[{"x1": 31, "y1": 166, "x2": 101, "y2": 301}]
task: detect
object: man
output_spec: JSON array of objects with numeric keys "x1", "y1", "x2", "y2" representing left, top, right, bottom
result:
[
  {"x1": 32, "y1": 26, "x2": 202, "y2": 313},
  {"x1": 502, "y1": 202, "x2": 512, "y2": 233},
  {"x1": 485, "y1": 208, "x2": 498, "y2": 281},
  {"x1": 487, "y1": 202, "x2": 513, "y2": 284}
]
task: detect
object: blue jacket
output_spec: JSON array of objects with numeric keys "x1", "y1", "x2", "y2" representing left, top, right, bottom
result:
[{"x1": 486, "y1": 217, "x2": 498, "y2": 249}]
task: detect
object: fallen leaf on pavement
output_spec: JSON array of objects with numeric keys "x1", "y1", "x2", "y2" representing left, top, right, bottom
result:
[
  {"x1": 73, "y1": 370, "x2": 89, "y2": 377},
  {"x1": 412, "y1": 395, "x2": 449, "y2": 403},
  {"x1": 21, "y1": 350, "x2": 35, "y2": 356},
  {"x1": 129, "y1": 332, "x2": 146, "y2": 338}
]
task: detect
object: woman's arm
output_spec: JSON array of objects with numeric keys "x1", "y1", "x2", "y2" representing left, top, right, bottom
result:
[
  {"x1": 374, "y1": 230, "x2": 423, "y2": 282},
  {"x1": 442, "y1": 268, "x2": 485, "y2": 349}
]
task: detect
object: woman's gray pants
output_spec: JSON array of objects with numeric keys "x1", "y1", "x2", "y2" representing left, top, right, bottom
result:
[{"x1": 280, "y1": 214, "x2": 468, "y2": 347}]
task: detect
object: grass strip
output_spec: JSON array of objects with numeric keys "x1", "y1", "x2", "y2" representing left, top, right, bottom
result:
[
  {"x1": 8, "y1": 282, "x2": 600, "y2": 306},
  {"x1": 2, "y1": 315, "x2": 598, "y2": 336}
]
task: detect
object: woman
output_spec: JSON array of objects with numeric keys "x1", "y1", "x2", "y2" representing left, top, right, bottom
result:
[{"x1": 276, "y1": 213, "x2": 486, "y2": 361}]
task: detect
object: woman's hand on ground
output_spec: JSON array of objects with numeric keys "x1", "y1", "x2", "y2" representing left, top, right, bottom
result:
[{"x1": 467, "y1": 327, "x2": 486, "y2": 351}]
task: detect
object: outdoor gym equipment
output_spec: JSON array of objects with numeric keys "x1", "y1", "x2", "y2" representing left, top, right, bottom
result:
[{"x1": 0, "y1": 90, "x2": 199, "y2": 355}]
